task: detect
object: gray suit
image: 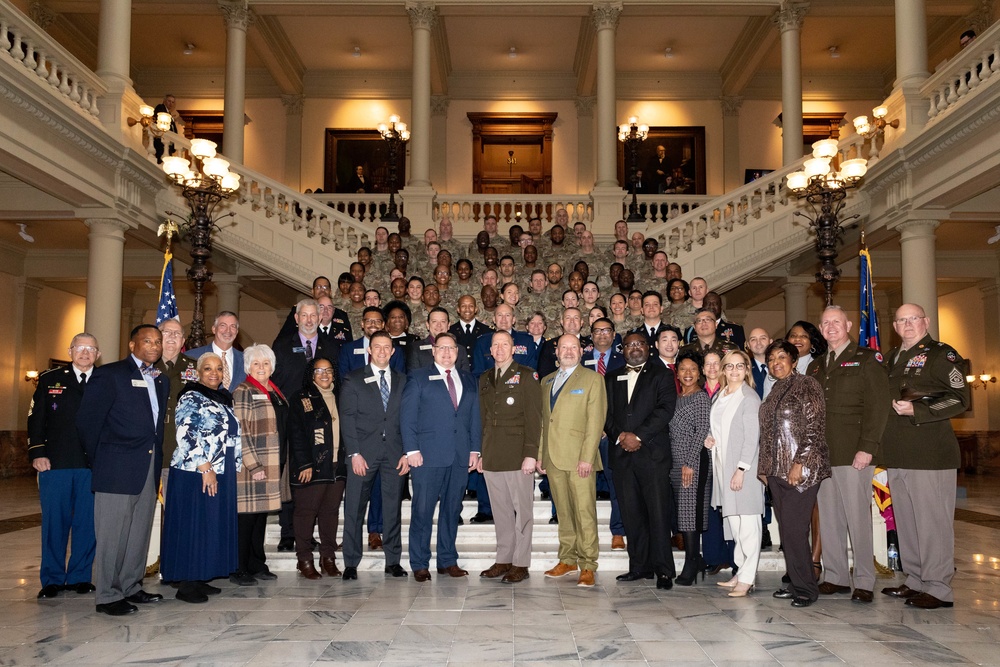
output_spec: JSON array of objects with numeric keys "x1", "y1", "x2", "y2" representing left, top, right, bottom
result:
[{"x1": 339, "y1": 364, "x2": 406, "y2": 568}]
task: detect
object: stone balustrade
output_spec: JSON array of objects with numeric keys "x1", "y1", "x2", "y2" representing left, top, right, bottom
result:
[
  {"x1": 0, "y1": 0, "x2": 105, "y2": 120},
  {"x1": 923, "y1": 18, "x2": 1000, "y2": 122}
]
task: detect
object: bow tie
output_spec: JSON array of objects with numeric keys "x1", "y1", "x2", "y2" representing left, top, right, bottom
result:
[
  {"x1": 140, "y1": 364, "x2": 160, "y2": 378},
  {"x1": 627, "y1": 365, "x2": 642, "y2": 374}
]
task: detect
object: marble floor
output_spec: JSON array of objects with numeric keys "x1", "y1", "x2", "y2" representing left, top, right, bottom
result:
[{"x1": 1, "y1": 468, "x2": 999, "y2": 667}]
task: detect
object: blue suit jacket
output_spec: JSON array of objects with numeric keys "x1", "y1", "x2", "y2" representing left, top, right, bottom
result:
[
  {"x1": 582, "y1": 348, "x2": 626, "y2": 376},
  {"x1": 471, "y1": 329, "x2": 538, "y2": 377},
  {"x1": 77, "y1": 357, "x2": 168, "y2": 495},
  {"x1": 338, "y1": 337, "x2": 406, "y2": 378},
  {"x1": 400, "y1": 366, "x2": 482, "y2": 467},
  {"x1": 187, "y1": 345, "x2": 246, "y2": 392}
]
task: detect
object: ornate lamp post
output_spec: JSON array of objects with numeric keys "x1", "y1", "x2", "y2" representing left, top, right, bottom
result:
[
  {"x1": 377, "y1": 115, "x2": 410, "y2": 222},
  {"x1": 618, "y1": 116, "x2": 648, "y2": 223},
  {"x1": 785, "y1": 139, "x2": 868, "y2": 306},
  {"x1": 161, "y1": 138, "x2": 241, "y2": 347}
]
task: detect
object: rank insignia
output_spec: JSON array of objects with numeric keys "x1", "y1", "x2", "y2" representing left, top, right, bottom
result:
[
  {"x1": 949, "y1": 368, "x2": 965, "y2": 389},
  {"x1": 506, "y1": 373, "x2": 521, "y2": 385}
]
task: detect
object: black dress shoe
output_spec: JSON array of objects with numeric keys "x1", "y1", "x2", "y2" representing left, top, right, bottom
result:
[
  {"x1": 342, "y1": 567, "x2": 358, "y2": 580},
  {"x1": 253, "y1": 569, "x2": 278, "y2": 581},
  {"x1": 196, "y1": 582, "x2": 222, "y2": 596},
  {"x1": 882, "y1": 584, "x2": 919, "y2": 599},
  {"x1": 385, "y1": 564, "x2": 408, "y2": 577},
  {"x1": 791, "y1": 597, "x2": 815, "y2": 608},
  {"x1": 229, "y1": 572, "x2": 257, "y2": 586},
  {"x1": 596, "y1": 491, "x2": 611, "y2": 500},
  {"x1": 175, "y1": 583, "x2": 209, "y2": 604},
  {"x1": 772, "y1": 588, "x2": 795, "y2": 599},
  {"x1": 37, "y1": 584, "x2": 62, "y2": 599},
  {"x1": 469, "y1": 512, "x2": 494, "y2": 524},
  {"x1": 656, "y1": 575, "x2": 673, "y2": 590},
  {"x1": 760, "y1": 528, "x2": 772, "y2": 549},
  {"x1": 457, "y1": 516, "x2": 464, "y2": 525},
  {"x1": 96, "y1": 600, "x2": 138, "y2": 616},
  {"x1": 549, "y1": 516, "x2": 559, "y2": 524},
  {"x1": 125, "y1": 590, "x2": 163, "y2": 604},
  {"x1": 781, "y1": 573, "x2": 791, "y2": 584},
  {"x1": 616, "y1": 571, "x2": 653, "y2": 582},
  {"x1": 277, "y1": 538, "x2": 295, "y2": 552},
  {"x1": 540, "y1": 490, "x2": 551, "y2": 500},
  {"x1": 69, "y1": 582, "x2": 96, "y2": 594},
  {"x1": 905, "y1": 592, "x2": 954, "y2": 609}
]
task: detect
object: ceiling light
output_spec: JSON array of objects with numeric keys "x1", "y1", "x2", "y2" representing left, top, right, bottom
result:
[
  {"x1": 828, "y1": 45, "x2": 840, "y2": 58},
  {"x1": 183, "y1": 42, "x2": 195, "y2": 56},
  {"x1": 18, "y1": 224, "x2": 34, "y2": 243},
  {"x1": 508, "y1": 46, "x2": 517, "y2": 59},
  {"x1": 664, "y1": 47, "x2": 674, "y2": 59},
  {"x1": 352, "y1": 46, "x2": 361, "y2": 58}
]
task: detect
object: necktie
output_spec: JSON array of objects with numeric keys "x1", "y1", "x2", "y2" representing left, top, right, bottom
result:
[
  {"x1": 446, "y1": 369, "x2": 458, "y2": 409},
  {"x1": 553, "y1": 369, "x2": 567, "y2": 395},
  {"x1": 305, "y1": 339, "x2": 313, "y2": 362},
  {"x1": 79, "y1": 372, "x2": 87, "y2": 386},
  {"x1": 649, "y1": 327, "x2": 655, "y2": 338},
  {"x1": 321, "y1": 326, "x2": 328, "y2": 336},
  {"x1": 221, "y1": 353, "x2": 231, "y2": 389},
  {"x1": 597, "y1": 353, "x2": 606, "y2": 376},
  {"x1": 466, "y1": 323, "x2": 472, "y2": 335},
  {"x1": 828, "y1": 350, "x2": 836, "y2": 368},
  {"x1": 379, "y1": 370, "x2": 389, "y2": 410}
]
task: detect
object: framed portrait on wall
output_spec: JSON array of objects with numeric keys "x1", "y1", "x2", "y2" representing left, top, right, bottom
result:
[
  {"x1": 323, "y1": 129, "x2": 406, "y2": 195},
  {"x1": 616, "y1": 126, "x2": 706, "y2": 195}
]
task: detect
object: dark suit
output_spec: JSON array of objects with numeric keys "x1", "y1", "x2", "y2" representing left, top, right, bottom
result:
[
  {"x1": 401, "y1": 365, "x2": 482, "y2": 572},
  {"x1": 187, "y1": 345, "x2": 246, "y2": 393},
  {"x1": 340, "y1": 364, "x2": 407, "y2": 568},
  {"x1": 347, "y1": 173, "x2": 370, "y2": 193},
  {"x1": 338, "y1": 337, "x2": 406, "y2": 378},
  {"x1": 630, "y1": 321, "x2": 669, "y2": 347},
  {"x1": 604, "y1": 361, "x2": 677, "y2": 577},
  {"x1": 278, "y1": 306, "x2": 353, "y2": 343},
  {"x1": 406, "y1": 336, "x2": 470, "y2": 372},
  {"x1": 682, "y1": 318, "x2": 745, "y2": 348},
  {"x1": 28, "y1": 365, "x2": 95, "y2": 589},
  {"x1": 537, "y1": 335, "x2": 594, "y2": 379},
  {"x1": 76, "y1": 356, "x2": 168, "y2": 605},
  {"x1": 449, "y1": 319, "x2": 492, "y2": 368},
  {"x1": 583, "y1": 348, "x2": 626, "y2": 536}
]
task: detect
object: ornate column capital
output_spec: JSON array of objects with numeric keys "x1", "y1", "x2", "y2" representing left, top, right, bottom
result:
[
  {"x1": 720, "y1": 96, "x2": 744, "y2": 117},
  {"x1": 772, "y1": 1, "x2": 807, "y2": 33},
  {"x1": 592, "y1": 2, "x2": 623, "y2": 31},
  {"x1": 406, "y1": 2, "x2": 438, "y2": 32},
  {"x1": 895, "y1": 218, "x2": 941, "y2": 239},
  {"x1": 219, "y1": 0, "x2": 255, "y2": 31},
  {"x1": 431, "y1": 95, "x2": 450, "y2": 116},
  {"x1": 281, "y1": 94, "x2": 304, "y2": 116},
  {"x1": 29, "y1": 2, "x2": 57, "y2": 30},
  {"x1": 575, "y1": 96, "x2": 596, "y2": 117},
  {"x1": 84, "y1": 218, "x2": 131, "y2": 238}
]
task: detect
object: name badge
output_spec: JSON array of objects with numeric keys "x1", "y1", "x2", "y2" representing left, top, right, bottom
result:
[
  {"x1": 583, "y1": 359, "x2": 596, "y2": 366},
  {"x1": 293, "y1": 346, "x2": 305, "y2": 353},
  {"x1": 429, "y1": 374, "x2": 444, "y2": 381},
  {"x1": 420, "y1": 344, "x2": 433, "y2": 351},
  {"x1": 617, "y1": 375, "x2": 629, "y2": 381},
  {"x1": 364, "y1": 376, "x2": 378, "y2": 384},
  {"x1": 354, "y1": 348, "x2": 366, "y2": 355},
  {"x1": 571, "y1": 388, "x2": 584, "y2": 394},
  {"x1": 252, "y1": 393, "x2": 269, "y2": 400},
  {"x1": 131, "y1": 379, "x2": 147, "y2": 388}
]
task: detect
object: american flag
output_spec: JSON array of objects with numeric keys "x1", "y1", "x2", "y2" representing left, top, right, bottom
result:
[
  {"x1": 858, "y1": 246, "x2": 880, "y2": 351},
  {"x1": 155, "y1": 250, "x2": 178, "y2": 325}
]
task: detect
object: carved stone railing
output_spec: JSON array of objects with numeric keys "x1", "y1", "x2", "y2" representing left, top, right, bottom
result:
[
  {"x1": 923, "y1": 19, "x2": 1000, "y2": 122},
  {"x1": 0, "y1": 0, "x2": 105, "y2": 121},
  {"x1": 435, "y1": 195, "x2": 593, "y2": 226},
  {"x1": 313, "y1": 193, "x2": 394, "y2": 225},
  {"x1": 624, "y1": 194, "x2": 713, "y2": 224}
]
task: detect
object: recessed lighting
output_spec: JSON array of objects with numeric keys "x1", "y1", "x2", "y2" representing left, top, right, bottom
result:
[
  {"x1": 183, "y1": 42, "x2": 195, "y2": 56},
  {"x1": 353, "y1": 46, "x2": 361, "y2": 58},
  {"x1": 509, "y1": 46, "x2": 517, "y2": 59},
  {"x1": 828, "y1": 45, "x2": 840, "y2": 58},
  {"x1": 664, "y1": 47, "x2": 674, "y2": 59}
]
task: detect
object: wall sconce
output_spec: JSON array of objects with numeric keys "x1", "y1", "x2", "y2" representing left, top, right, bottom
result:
[
  {"x1": 25, "y1": 370, "x2": 39, "y2": 386},
  {"x1": 853, "y1": 105, "x2": 899, "y2": 140},
  {"x1": 127, "y1": 104, "x2": 173, "y2": 137},
  {"x1": 966, "y1": 371, "x2": 996, "y2": 390}
]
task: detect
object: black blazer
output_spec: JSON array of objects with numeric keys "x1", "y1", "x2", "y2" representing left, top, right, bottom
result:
[
  {"x1": 405, "y1": 336, "x2": 470, "y2": 372},
  {"x1": 339, "y1": 365, "x2": 406, "y2": 463},
  {"x1": 449, "y1": 319, "x2": 492, "y2": 367},
  {"x1": 77, "y1": 357, "x2": 169, "y2": 495},
  {"x1": 629, "y1": 321, "x2": 669, "y2": 347},
  {"x1": 277, "y1": 305, "x2": 353, "y2": 343},
  {"x1": 270, "y1": 332, "x2": 341, "y2": 400},
  {"x1": 27, "y1": 365, "x2": 88, "y2": 469},
  {"x1": 537, "y1": 335, "x2": 594, "y2": 379},
  {"x1": 604, "y1": 361, "x2": 677, "y2": 469}
]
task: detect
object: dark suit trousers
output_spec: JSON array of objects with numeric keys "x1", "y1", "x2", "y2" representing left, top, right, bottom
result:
[
  {"x1": 237, "y1": 512, "x2": 269, "y2": 575},
  {"x1": 93, "y1": 456, "x2": 157, "y2": 604},
  {"x1": 293, "y1": 481, "x2": 345, "y2": 561},
  {"x1": 344, "y1": 456, "x2": 403, "y2": 567},
  {"x1": 409, "y1": 460, "x2": 466, "y2": 571},
  {"x1": 598, "y1": 436, "x2": 624, "y2": 535},
  {"x1": 768, "y1": 477, "x2": 820, "y2": 602},
  {"x1": 613, "y1": 457, "x2": 675, "y2": 577}
]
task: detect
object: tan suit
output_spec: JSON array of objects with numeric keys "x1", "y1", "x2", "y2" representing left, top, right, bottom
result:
[{"x1": 540, "y1": 365, "x2": 607, "y2": 571}]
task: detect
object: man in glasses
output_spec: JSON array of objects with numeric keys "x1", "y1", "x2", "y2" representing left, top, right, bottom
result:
[{"x1": 880, "y1": 303, "x2": 969, "y2": 610}]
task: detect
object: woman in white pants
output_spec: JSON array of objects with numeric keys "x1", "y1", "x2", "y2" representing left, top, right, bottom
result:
[{"x1": 705, "y1": 349, "x2": 764, "y2": 597}]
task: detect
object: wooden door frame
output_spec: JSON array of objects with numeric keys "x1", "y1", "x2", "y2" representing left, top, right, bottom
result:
[{"x1": 467, "y1": 112, "x2": 557, "y2": 194}]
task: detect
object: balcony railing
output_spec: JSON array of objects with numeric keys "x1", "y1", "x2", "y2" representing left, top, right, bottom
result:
[{"x1": 922, "y1": 18, "x2": 1000, "y2": 122}]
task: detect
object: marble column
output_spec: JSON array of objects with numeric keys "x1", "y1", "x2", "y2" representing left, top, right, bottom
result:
[
  {"x1": 407, "y1": 2, "x2": 434, "y2": 188},
  {"x1": 773, "y1": 2, "x2": 806, "y2": 166},
  {"x1": 85, "y1": 219, "x2": 129, "y2": 358},
  {"x1": 96, "y1": 0, "x2": 131, "y2": 91},
  {"x1": 282, "y1": 94, "x2": 304, "y2": 191},
  {"x1": 17, "y1": 280, "x2": 43, "y2": 430},
  {"x1": 219, "y1": 0, "x2": 253, "y2": 164},
  {"x1": 430, "y1": 96, "x2": 450, "y2": 191},
  {"x1": 214, "y1": 274, "x2": 242, "y2": 317},
  {"x1": 782, "y1": 277, "x2": 812, "y2": 330},
  {"x1": 576, "y1": 96, "x2": 596, "y2": 193},
  {"x1": 894, "y1": 0, "x2": 929, "y2": 131},
  {"x1": 589, "y1": 2, "x2": 625, "y2": 231},
  {"x1": 897, "y1": 218, "x2": 940, "y2": 337},
  {"x1": 721, "y1": 96, "x2": 743, "y2": 191}
]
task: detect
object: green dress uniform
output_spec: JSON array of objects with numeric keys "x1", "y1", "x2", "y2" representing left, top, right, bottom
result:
[{"x1": 155, "y1": 353, "x2": 199, "y2": 474}]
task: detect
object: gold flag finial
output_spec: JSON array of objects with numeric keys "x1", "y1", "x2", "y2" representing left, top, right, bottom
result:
[{"x1": 157, "y1": 220, "x2": 179, "y2": 253}]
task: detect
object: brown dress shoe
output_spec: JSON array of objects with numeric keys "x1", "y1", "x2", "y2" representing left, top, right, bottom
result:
[
  {"x1": 818, "y1": 582, "x2": 851, "y2": 595},
  {"x1": 501, "y1": 566, "x2": 530, "y2": 583},
  {"x1": 881, "y1": 584, "x2": 919, "y2": 599},
  {"x1": 851, "y1": 589, "x2": 874, "y2": 603},
  {"x1": 296, "y1": 560, "x2": 322, "y2": 580},
  {"x1": 320, "y1": 556, "x2": 342, "y2": 577},
  {"x1": 544, "y1": 562, "x2": 579, "y2": 578},
  {"x1": 905, "y1": 592, "x2": 954, "y2": 609},
  {"x1": 611, "y1": 535, "x2": 626, "y2": 551},
  {"x1": 413, "y1": 569, "x2": 432, "y2": 582},
  {"x1": 480, "y1": 563, "x2": 512, "y2": 578},
  {"x1": 577, "y1": 569, "x2": 596, "y2": 587},
  {"x1": 437, "y1": 565, "x2": 469, "y2": 577},
  {"x1": 368, "y1": 532, "x2": 383, "y2": 550}
]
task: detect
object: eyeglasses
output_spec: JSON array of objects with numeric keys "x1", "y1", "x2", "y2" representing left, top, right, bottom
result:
[
  {"x1": 72, "y1": 345, "x2": 98, "y2": 353},
  {"x1": 894, "y1": 316, "x2": 925, "y2": 325},
  {"x1": 624, "y1": 341, "x2": 646, "y2": 349},
  {"x1": 592, "y1": 328, "x2": 613, "y2": 335},
  {"x1": 694, "y1": 318, "x2": 715, "y2": 325},
  {"x1": 363, "y1": 319, "x2": 384, "y2": 325},
  {"x1": 313, "y1": 368, "x2": 334, "y2": 376},
  {"x1": 434, "y1": 346, "x2": 458, "y2": 352},
  {"x1": 723, "y1": 363, "x2": 747, "y2": 371},
  {"x1": 160, "y1": 331, "x2": 184, "y2": 339}
]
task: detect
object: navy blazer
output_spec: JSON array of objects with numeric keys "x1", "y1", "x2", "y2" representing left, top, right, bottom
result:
[
  {"x1": 187, "y1": 345, "x2": 246, "y2": 392},
  {"x1": 471, "y1": 329, "x2": 538, "y2": 377},
  {"x1": 582, "y1": 347, "x2": 626, "y2": 376},
  {"x1": 400, "y1": 366, "x2": 482, "y2": 467},
  {"x1": 77, "y1": 357, "x2": 168, "y2": 495},
  {"x1": 270, "y1": 332, "x2": 341, "y2": 399},
  {"x1": 338, "y1": 336, "x2": 406, "y2": 379},
  {"x1": 405, "y1": 336, "x2": 470, "y2": 372},
  {"x1": 339, "y1": 364, "x2": 406, "y2": 463}
]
